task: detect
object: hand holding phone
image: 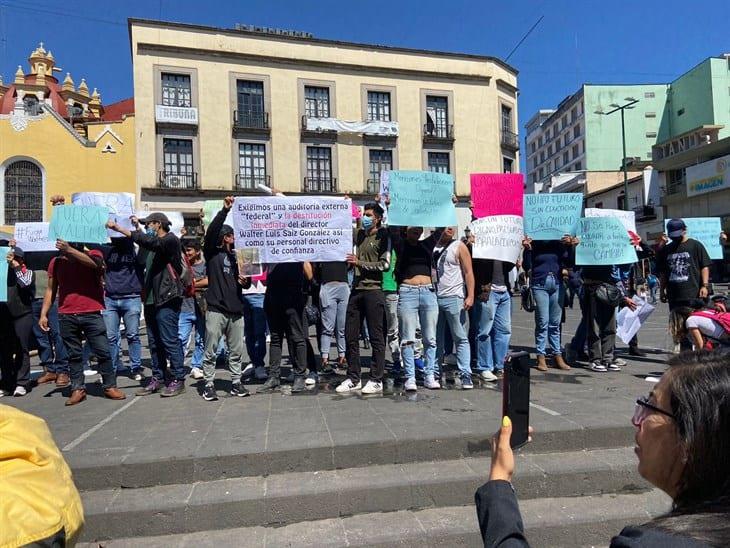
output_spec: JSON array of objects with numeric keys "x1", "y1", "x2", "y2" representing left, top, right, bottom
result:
[{"x1": 502, "y1": 351, "x2": 530, "y2": 449}]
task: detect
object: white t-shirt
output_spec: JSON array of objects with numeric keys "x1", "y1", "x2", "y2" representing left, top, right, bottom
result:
[{"x1": 434, "y1": 240, "x2": 464, "y2": 298}]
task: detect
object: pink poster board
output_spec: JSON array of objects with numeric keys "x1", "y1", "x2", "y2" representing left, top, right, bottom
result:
[{"x1": 470, "y1": 173, "x2": 524, "y2": 218}]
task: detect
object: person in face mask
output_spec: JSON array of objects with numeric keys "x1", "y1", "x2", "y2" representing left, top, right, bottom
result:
[{"x1": 656, "y1": 219, "x2": 713, "y2": 351}]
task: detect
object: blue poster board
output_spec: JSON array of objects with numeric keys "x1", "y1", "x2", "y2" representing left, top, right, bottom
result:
[
  {"x1": 0, "y1": 248, "x2": 9, "y2": 302},
  {"x1": 523, "y1": 193, "x2": 583, "y2": 240},
  {"x1": 576, "y1": 217, "x2": 638, "y2": 266},
  {"x1": 387, "y1": 171, "x2": 457, "y2": 227},
  {"x1": 48, "y1": 205, "x2": 109, "y2": 244}
]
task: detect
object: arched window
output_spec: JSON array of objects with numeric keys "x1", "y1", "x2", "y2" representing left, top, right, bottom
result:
[{"x1": 4, "y1": 160, "x2": 43, "y2": 224}]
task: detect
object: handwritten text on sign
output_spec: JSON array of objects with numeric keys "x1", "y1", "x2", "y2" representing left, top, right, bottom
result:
[
  {"x1": 523, "y1": 193, "x2": 583, "y2": 240},
  {"x1": 584, "y1": 207, "x2": 637, "y2": 235},
  {"x1": 666, "y1": 217, "x2": 723, "y2": 260},
  {"x1": 387, "y1": 171, "x2": 457, "y2": 227},
  {"x1": 72, "y1": 192, "x2": 135, "y2": 236},
  {"x1": 49, "y1": 205, "x2": 109, "y2": 244},
  {"x1": 232, "y1": 197, "x2": 353, "y2": 263},
  {"x1": 470, "y1": 173, "x2": 524, "y2": 218},
  {"x1": 576, "y1": 217, "x2": 638, "y2": 266},
  {"x1": 471, "y1": 215, "x2": 524, "y2": 263},
  {"x1": 14, "y1": 222, "x2": 56, "y2": 252}
]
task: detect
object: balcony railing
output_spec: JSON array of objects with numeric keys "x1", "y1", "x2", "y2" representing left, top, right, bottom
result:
[
  {"x1": 236, "y1": 174, "x2": 271, "y2": 190},
  {"x1": 366, "y1": 178, "x2": 381, "y2": 195},
  {"x1": 301, "y1": 115, "x2": 337, "y2": 136},
  {"x1": 159, "y1": 171, "x2": 198, "y2": 190},
  {"x1": 423, "y1": 123, "x2": 455, "y2": 142},
  {"x1": 233, "y1": 110, "x2": 270, "y2": 131},
  {"x1": 501, "y1": 129, "x2": 520, "y2": 150},
  {"x1": 633, "y1": 204, "x2": 657, "y2": 221},
  {"x1": 303, "y1": 176, "x2": 337, "y2": 193}
]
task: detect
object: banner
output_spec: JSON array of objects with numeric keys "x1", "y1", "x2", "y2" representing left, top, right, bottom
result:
[
  {"x1": 576, "y1": 217, "x2": 638, "y2": 266},
  {"x1": 48, "y1": 205, "x2": 109, "y2": 244},
  {"x1": 235, "y1": 248, "x2": 263, "y2": 277},
  {"x1": 666, "y1": 217, "x2": 723, "y2": 260},
  {"x1": 203, "y1": 200, "x2": 233, "y2": 227},
  {"x1": 387, "y1": 171, "x2": 457, "y2": 227},
  {"x1": 523, "y1": 193, "x2": 582, "y2": 240},
  {"x1": 584, "y1": 207, "x2": 637, "y2": 235},
  {"x1": 0, "y1": 247, "x2": 9, "y2": 302},
  {"x1": 686, "y1": 154, "x2": 730, "y2": 197},
  {"x1": 72, "y1": 192, "x2": 135, "y2": 237},
  {"x1": 470, "y1": 173, "x2": 524, "y2": 218},
  {"x1": 617, "y1": 296, "x2": 655, "y2": 344},
  {"x1": 232, "y1": 196, "x2": 353, "y2": 263},
  {"x1": 13, "y1": 222, "x2": 56, "y2": 252},
  {"x1": 303, "y1": 117, "x2": 399, "y2": 136},
  {"x1": 470, "y1": 215, "x2": 524, "y2": 263}
]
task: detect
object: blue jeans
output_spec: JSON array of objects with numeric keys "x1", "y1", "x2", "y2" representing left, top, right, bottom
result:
[
  {"x1": 532, "y1": 273, "x2": 563, "y2": 356},
  {"x1": 475, "y1": 290, "x2": 512, "y2": 372},
  {"x1": 242, "y1": 293, "x2": 267, "y2": 367},
  {"x1": 319, "y1": 282, "x2": 349, "y2": 359},
  {"x1": 145, "y1": 301, "x2": 185, "y2": 382},
  {"x1": 179, "y1": 309, "x2": 205, "y2": 369},
  {"x1": 103, "y1": 296, "x2": 142, "y2": 372},
  {"x1": 31, "y1": 299, "x2": 68, "y2": 373},
  {"x1": 436, "y1": 295, "x2": 471, "y2": 379},
  {"x1": 398, "y1": 284, "x2": 438, "y2": 380}
]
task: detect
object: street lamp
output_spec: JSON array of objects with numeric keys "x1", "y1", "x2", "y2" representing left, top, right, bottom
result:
[{"x1": 594, "y1": 97, "x2": 639, "y2": 211}]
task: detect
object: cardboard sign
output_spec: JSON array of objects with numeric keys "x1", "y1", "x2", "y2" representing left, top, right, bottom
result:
[
  {"x1": 470, "y1": 215, "x2": 524, "y2": 263},
  {"x1": 585, "y1": 207, "x2": 637, "y2": 235},
  {"x1": 13, "y1": 222, "x2": 56, "y2": 252},
  {"x1": 72, "y1": 192, "x2": 135, "y2": 237},
  {"x1": 576, "y1": 217, "x2": 638, "y2": 266},
  {"x1": 665, "y1": 217, "x2": 723, "y2": 260},
  {"x1": 0, "y1": 248, "x2": 9, "y2": 302},
  {"x1": 523, "y1": 193, "x2": 583, "y2": 240},
  {"x1": 379, "y1": 170, "x2": 391, "y2": 197},
  {"x1": 48, "y1": 205, "x2": 109, "y2": 244},
  {"x1": 470, "y1": 173, "x2": 524, "y2": 218},
  {"x1": 387, "y1": 170, "x2": 457, "y2": 227}
]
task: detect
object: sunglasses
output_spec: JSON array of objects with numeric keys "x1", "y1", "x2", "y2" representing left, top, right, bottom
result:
[{"x1": 632, "y1": 395, "x2": 675, "y2": 426}]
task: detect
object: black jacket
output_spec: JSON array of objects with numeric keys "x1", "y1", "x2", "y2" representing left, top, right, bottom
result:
[
  {"x1": 203, "y1": 207, "x2": 247, "y2": 316},
  {"x1": 6, "y1": 265, "x2": 35, "y2": 318},
  {"x1": 475, "y1": 480, "x2": 710, "y2": 547},
  {"x1": 131, "y1": 230, "x2": 183, "y2": 306}
]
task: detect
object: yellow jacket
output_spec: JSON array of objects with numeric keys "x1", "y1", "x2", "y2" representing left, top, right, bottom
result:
[{"x1": 0, "y1": 404, "x2": 84, "y2": 547}]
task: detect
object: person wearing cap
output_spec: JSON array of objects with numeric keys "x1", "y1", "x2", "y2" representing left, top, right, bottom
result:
[
  {"x1": 108, "y1": 212, "x2": 186, "y2": 397},
  {"x1": 199, "y1": 196, "x2": 251, "y2": 400},
  {"x1": 657, "y1": 219, "x2": 712, "y2": 350}
]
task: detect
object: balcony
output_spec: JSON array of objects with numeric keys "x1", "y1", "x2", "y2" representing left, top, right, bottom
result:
[
  {"x1": 423, "y1": 123, "x2": 455, "y2": 144},
  {"x1": 303, "y1": 176, "x2": 337, "y2": 193},
  {"x1": 158, "y1": 171, "x2": 198, "y2": 190},
  {"x1": 366, "y1": 178, "x2": 381, "y2": 195},
  {"x1": 501, "y1": 129, "x2": 520, "y2": 151},
  {"x1": 634, "y1": 204, "x2": 657, "y2": 221},
  {"x1": 301, "y1": 115, "x2": 337, "y2": 139},
  {"x1": 233, "y1": 110, "x2": 270, "y2": 134},
  {"x1": 236, "y1": 174, "x2": 271, "y2": 191},
  {"x1": 155, "y1": 104, "x2": 198, "y2": 126},
  {"x1": 652, "y1": 125, "x2": 723, "y2": 170}
]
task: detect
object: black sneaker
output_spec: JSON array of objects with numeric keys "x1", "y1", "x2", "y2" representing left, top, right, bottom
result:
[
  {"x1": 258, "y1": 377, "x2": 280, "y2": 393},
  {"x1": 230, "y1": 382, "x2": 250, "y2": 397},
  {"x1": 202, "y1": 384, "x2": 218, "y2": 401},
  {"x1": 628, "y1": 347, "x2": 647, "y2": 357},
  {"x1": 320, "y1": 362, "x2": 334, "y2": 376},
  {"x1": 291, "y1": 375, "x2": 306, "y2": 393}
]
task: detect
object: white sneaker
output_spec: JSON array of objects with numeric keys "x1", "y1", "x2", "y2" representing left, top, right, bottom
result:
[
  {"x1": 305, "y1": 372, "x2": 318, "y2": 386},
  {"x1": 191, "y1": 368, "x2": 204, "y2": 379},
  {"x1": 254, "y1": 366, "x2": 268, "y2": 380},
  {"x1": 336, "y1": 378, "x2": 362, "y2": 393},
  {"x1": 424, "y1": 375, "x2": 441, "y2": 390},
  {"x1": 83, "y1": 369, "x2": 96, "y2": 377},
  {"x1": 241, "y1": 363, "x2": 254, "y2": 377},
  {"x1": 404, "y1": 377, "x2": 417, "y2": 391},
  {"x1": 612, "y1": 358, "x2": 627, "y2": 367},
  {"x1": 0, "y1": 390, "x2": 9, "y2": 397},
  {"x1": 13, "y1": 386, "x2": 27, "y2": 397},
  {"x1": 362, "y1": 380, "x2": 383, "y2": 394},
  {"x1": 480, "y1": 370, "x2": 498, "y2": 382}
]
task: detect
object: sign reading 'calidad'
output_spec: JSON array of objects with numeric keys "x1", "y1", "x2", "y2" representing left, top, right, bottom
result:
[
  {"x1": 523, "y1": 193, "x2": 583, "y2": 240},
  {"x1": 232, "y1": 196, "x2": 353, "y2": 263}
]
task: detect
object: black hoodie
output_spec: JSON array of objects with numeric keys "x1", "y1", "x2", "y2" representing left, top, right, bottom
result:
[{"x1": 203, "y1": 207, "x2": 248, "y2": 316}]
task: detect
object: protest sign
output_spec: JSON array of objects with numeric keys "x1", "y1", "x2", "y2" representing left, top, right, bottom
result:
[
  {"x1": 0, "y1": 247, "x2": 9, "y2": 302},
  {"x1": 203, "y1": 200, "x2": 233, "y2": 227},
  {"x1": 72, "y1": 192, "x2": 135, "y2": 237},
  {"x1": 523, "y1": 193, "x2": 582, "y2": 240},
  {"x1": 470, "y1": 215, "x2": 524, "y2": 263},
  {"x1": 585, "y1": 207, "x2": 637, "y2": 235},
  {"x1": 232, "y1": 196, "x2": 353, "y2": 263},
  {"x1": 470, "y1": 173, "x2": 524, "y2": 218},
  {"x1": 387, "y1": 171, "x2": 457, "y2": 227},
  {"x1": 379, "y1": 170, "x2": 391, "y2": 197},
  {"x1": 13, "y1": 222, "x2": 56, "y2": 252},
  {"x1": 617, "y1": 296, "x2": 655, "y2": 344},
  {"x1": 48, "y1": 205, "x2": 108, "y2": 244},
  {"x1": 665, "y1": 217, "x2": 723, "y2": 260},
  {"x1": 575, "y1": 217, "x2": 637, "y2": 266},
  {"x1": 235, "y1": 248, "x2": 263, "y2": 277}
]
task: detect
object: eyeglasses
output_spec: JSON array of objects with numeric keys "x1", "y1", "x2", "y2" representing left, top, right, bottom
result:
[{"x1": 632, "y1": 396, "x2": 675, "y2": 426}]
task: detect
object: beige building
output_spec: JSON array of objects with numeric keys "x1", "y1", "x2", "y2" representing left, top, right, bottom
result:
[{"x1": 128, "y1": 19, "x2": 519, "y2": 218}]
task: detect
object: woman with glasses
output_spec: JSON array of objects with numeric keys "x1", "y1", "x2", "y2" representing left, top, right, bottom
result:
[{"x1": 475, "y1": 350, "x2": 730, "y2": 547}]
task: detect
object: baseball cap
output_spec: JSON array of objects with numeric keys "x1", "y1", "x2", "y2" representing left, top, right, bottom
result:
[
  {"x1": 666, "y1": 218, "x2": 686, "y2": 238},
  {"x1": 220, "y1": 224, "x2": 234, "y2": 237},
  {"x1": 139, "y1": 212, "x2": 171, "y2": 227},
  {"x1": 12, "y1": 247, "x2": 25, "y2": 259}
]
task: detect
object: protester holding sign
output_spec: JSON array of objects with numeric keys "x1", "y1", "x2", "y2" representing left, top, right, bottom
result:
[{"x1": 179, "y1": 239, "x2": 208, "y2": 380}]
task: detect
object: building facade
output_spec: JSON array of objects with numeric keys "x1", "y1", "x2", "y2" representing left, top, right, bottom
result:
[
  {"x1": 0, "y1": 44, "x2": 135, "y2": 231},
  {"x1": 129, "y1": 19, "x2": 519, "y2": 216}
]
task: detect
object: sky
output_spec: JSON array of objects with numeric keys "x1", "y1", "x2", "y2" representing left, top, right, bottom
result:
[{"x1": 2, "y1": 0, "x2": 729, "y2": 168}]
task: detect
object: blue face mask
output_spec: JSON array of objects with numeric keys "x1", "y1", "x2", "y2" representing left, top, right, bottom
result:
[
  {"x1": 146, "y1": 227, "x2": 156, "y2": 236},
  {"x1": 361, "y1": 216, "x2": 374, "y2": 230}
]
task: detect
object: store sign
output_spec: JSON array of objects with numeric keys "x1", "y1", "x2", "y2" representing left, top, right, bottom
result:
[
  {"x1": 155, "y1": 105, "x2": 198, "y2": 125},
  {"x1": 686, "y1": 154, "x2": 730, "y2": 197}
]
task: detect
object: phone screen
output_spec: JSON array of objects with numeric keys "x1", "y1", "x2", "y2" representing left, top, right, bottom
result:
[{"x1": 502, "y1": 351, "x2": 530, "y2": 449}]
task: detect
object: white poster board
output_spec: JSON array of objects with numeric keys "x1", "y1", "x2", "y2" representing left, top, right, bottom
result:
[
  {"x1": 585, "y1": 207, "x2": 637, "y2": 235},
  {"x1": 13, "y1": 222, "x2": 56, "y2": 252},
  {"x1": 617, "y1": 296, "x2": 656, "y2": 344},
  {"x1": 72, "y1": 192, "x2": 135, "y2": 237},
  {"x1": 470, "y1": 215, "x2": 524, "y2": 263}
]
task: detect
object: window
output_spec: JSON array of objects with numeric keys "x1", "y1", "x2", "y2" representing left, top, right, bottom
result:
[
  {"x1": 561, "y1": 115, "x2": 568, "y2": 129},
  {"x1": 538, "y1": 136, "x2": 543, "y2": 147},
  {"x1": 644, "y1": 92, "x2": 655, "y2": 98},
  {"x1": 677, "y1": 108, "x2": 685, "y2": 116},
  {"x1": 552, "y1": 125, "x2": 558, "y2": 139},
  {"x1": 236, "y1": 80, "x2": 265, "y2": 128},
  {"x1": 162, "y1": 138, "x2": 194, "y2": 189},
  {"x1": 594, "y1": 201, "x2": 603, "y2": 209},
  {"x1": 237, "y1": 143, "x2": 266, "y2": 189},
  {"x1": 573, "y1": 125, "x2": 581, "y2": 139},
  {"x1": 646, "y1": 131, "x2": 657, "y2": 138},
  {"x1": 530, "y1": 142, "x2": 536, "y2": 153},
  {"x1": 306, "y1": 146, "x2": 334, "y2": 192},
  {"x1": 564, "y1": 135, "x2": 569, "y2": 148},
  {"x1": 645, "y1": 112, "x2": 656, "y2": 118},
  {"x1": 502, "y1": 157, "x2": 514, "y2": 173},
  {"x1": 426, "y1": 96, "x2": 449, "y2": 138},
  {"x1": 533, "y1": 158, "x2": 538, "y2": 169},
  {"x1": 161, "y1": 73, "x2": 192, "y2": 107},
  {"x1": 501, "y1": 105, "x2": 513, "y2": 133},
  {"x1": 304, "y1": 86, "x2": 330, "y2": 118},
  {"x1": 617, "y1": 194, "x2": 626, "y2": 210},
  {"x1": 572, "y1": 144, "x2": 579, "y2": 159},
  {"x1": 531, "y1": 173, "x2": 537, "y2": 183},
  {"x1": 3, "y1": 160, "x2": 43, "y2": 224},
  {"x1": 368, "y1": 149, "x2": 393, "y2": 192},
  {"x1": 548, "y1": 144, "x2": 553, "y2": 156},
  {"x1": 571, "y1": 106, "x2": 578, "y2": 122},
  {"x1": 539, "y1": 167, "x2": 544, "y2": 179},
  {"x1": 427, "y1": 152, "x2": 450, "y2": 173},
  {"x1": 540, "y1": 151, "x2": 546, "y2": 162},
  {"x1": 23, "y1": 96, "x2": 40, "y2": 116},
  {"x1": 367, "y1": 91, "x2": 391, "y2": 122},
  {"x1": 574, "y1": 161, "x2": 581, "y2": 171},
  {"x1": 563, "y1": 152, "x2": 569, "y2": 165}
]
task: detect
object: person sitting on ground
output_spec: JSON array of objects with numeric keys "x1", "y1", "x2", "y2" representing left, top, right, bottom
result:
[
  {"x1": 670, "y1": 297, "x2": 730, "y2": 351},
  {"x1": 475, "y1": 350, "x2": 730, "y2": 547}
]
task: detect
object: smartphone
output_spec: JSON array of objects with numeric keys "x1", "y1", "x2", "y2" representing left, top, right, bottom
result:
[{"x1": 502, "y1": 351, "x2": 530, "y2": 450}]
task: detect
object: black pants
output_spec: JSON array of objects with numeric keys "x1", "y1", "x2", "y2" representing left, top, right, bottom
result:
[
  {"x1": 59, "y1": 312, "x2": 116, "y2": 391},
  {"x1": 582, "y1": 286, "x2": 616, "y2": 363},
  {"x1": 669, "y1": 300, "x2": 693, "y2": 351},
  {"x1": 0, "y1": 312, "x2": 33, "y2": 391},
  {"x1": 345, "y1": 289, "x2": 386, "y2": 382},
  {"x1": 265, "y1": 290, "x2": 308, "y2": 377}
]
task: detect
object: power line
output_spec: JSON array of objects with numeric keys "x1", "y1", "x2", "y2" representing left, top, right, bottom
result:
[
  {"x1": 505, "y1": 15, "x2": 544, "y2": 62},
  {"x1": 0, "y1": 1, "x2": 126, "y2": 27}
]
